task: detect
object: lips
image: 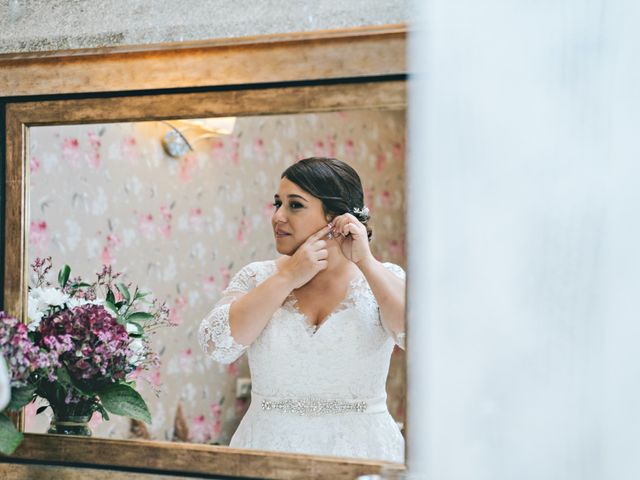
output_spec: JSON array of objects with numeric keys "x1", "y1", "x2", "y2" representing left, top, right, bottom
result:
[{"x1": 275, "y1": 229, "x2": 291, "y2": 237}]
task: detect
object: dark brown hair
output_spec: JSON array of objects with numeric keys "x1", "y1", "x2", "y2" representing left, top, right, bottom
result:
[{"x1": 281, "y1": 157, "x2": 372, "y2": 241}]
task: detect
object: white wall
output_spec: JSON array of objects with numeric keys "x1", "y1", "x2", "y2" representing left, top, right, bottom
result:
[
  {"x1": 0, "y1": 0, "x2": 408, "y2": 54},
  {"x1": 408, "y1": 1, "x2": 640, "y2": 479}
]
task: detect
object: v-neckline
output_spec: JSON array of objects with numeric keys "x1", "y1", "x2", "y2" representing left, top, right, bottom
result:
[{"x1": 272, "y1": 259, "x2": 363, "y2": 337}]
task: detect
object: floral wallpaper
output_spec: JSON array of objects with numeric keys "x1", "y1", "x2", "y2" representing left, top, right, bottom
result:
[{"x1": 25, "y1": 109, "x2": 406, "y2": 447}]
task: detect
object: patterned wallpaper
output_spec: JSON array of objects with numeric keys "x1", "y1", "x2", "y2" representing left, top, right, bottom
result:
[{"x1": 25, "y1": 109, "x2": 406, "y2": 448}]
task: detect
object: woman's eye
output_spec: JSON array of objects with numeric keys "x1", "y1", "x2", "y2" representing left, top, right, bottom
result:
[
  {"x1": 272, "y1": 202, "x2": 281, "y2": 209},
  {"x1": 289, "y1": 202, "x2": 303, "y2": 209}
]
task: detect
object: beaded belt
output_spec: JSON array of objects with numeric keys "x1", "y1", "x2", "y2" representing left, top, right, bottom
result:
[{"x1": 252, "y1": 391, "x2": 387, "y2": 416}]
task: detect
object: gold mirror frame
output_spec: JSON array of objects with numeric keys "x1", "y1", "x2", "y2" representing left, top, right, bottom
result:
[{"x1": 1, "y1": 25, "x2": 408, "y2": 479}]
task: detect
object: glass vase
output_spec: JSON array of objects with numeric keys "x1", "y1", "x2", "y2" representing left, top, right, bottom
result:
[
  {"x1": 47, "y1": 413, "x2": 93, "y2": 436},
  {"x1": 47, "y1": 400, "x2": 94, "y2": 436}
]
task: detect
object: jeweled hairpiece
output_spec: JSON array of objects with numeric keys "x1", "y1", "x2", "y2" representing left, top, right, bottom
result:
[{"x1": 352, "y1": 206, "x2": 370, "y2": 218}]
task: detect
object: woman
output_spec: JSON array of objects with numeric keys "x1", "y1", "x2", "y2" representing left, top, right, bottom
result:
[{"x1": 197, "y1": 157, "x2": 406, "y2": 462}]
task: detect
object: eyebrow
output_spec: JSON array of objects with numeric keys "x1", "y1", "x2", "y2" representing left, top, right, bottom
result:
[{"x1": 274, "y1": 193, "x2": 308, "y2": 202}]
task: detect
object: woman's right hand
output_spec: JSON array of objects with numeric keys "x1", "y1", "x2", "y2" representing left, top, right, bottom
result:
[{"x1": 277, "y1": 224, "x2": 332, "y2": 290}]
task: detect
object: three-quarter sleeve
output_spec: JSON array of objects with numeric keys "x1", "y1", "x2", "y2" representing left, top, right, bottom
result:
[
  {"x1": 381, "y1": 262, "x2": 407, "y2": 350},
  {"x1": 197, "y1": 263, "x2": 257, "y2": 364}
]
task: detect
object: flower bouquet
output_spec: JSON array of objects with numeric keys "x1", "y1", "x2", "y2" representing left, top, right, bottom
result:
[{"x1": 0, "y1": 257, "x2": 172, "y2": 454}]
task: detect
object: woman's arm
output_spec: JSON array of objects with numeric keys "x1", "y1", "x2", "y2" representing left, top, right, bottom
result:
[
  {"x1": 198, "y1": 263, "x2": 297, "y2": 364},
  {"x1": 329, "y1": 212, "x2": 406, "y2": 341},
  {"x1": 227, "y1": 272, "x2": 294, "y2": 345},
  {"x1": 228, "y1": 223, "x2": 333, "y2": 346},
  {"x1": 357, "y1": 257, "x2": 406, "y2": 338}
]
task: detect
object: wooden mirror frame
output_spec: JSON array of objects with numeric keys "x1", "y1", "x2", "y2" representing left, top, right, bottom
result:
[{"x1": 0, "y1": 26, "x2": 408, "y2": 480}]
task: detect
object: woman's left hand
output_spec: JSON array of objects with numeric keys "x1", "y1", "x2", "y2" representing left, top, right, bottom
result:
[{"x1": 330, "y1": 213, "x2": 373, "y2": 266}]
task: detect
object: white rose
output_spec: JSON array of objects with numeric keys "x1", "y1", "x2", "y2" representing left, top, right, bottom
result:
[
  {"x1": 27, "y1": 295, "x2": 44, "y2": 331},
  {"x1": 38, "y1": 287, "x2": 70, "y2": 307},
  {"x1": 128, "y1": 338, "x2": 146, "y2": 366}
]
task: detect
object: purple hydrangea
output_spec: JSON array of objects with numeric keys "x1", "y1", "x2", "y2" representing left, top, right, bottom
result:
[
  {"x1": 38, "y1": 304, "x2": 134, "y2": 387},
  {"x1": 0, "y1": 312, "x2": 58, "y2": 387}
]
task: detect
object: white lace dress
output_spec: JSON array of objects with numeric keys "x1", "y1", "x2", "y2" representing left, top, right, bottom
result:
[{"x1": 197, "y1": 259, "x2": 405, "y2": 462}]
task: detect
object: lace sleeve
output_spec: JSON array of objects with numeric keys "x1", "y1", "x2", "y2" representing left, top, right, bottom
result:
[
  {"x1": 381, "y1": 262, "x2": 407, "y2": 350},
  {"x1": 197, "y1": 263, "x2": 257, "y2": 364}
]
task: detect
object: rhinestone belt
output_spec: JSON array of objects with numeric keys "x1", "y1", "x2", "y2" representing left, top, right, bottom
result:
[{"x1": 253, "y1": 392, "x2": 387, "y2": 416}]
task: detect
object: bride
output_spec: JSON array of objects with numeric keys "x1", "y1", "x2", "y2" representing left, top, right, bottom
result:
[{"x1": 197, "y1": 157, "x2": 406, "y2": 462}]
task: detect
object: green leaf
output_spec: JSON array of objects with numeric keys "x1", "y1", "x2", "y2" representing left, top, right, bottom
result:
[
  {"x1": 106, "y1": 289, "x2": 115, "y2": 304},
  {"x1": 0, "y1": 413, "x2": 24, "y2": 455},
  {"x1": 126, "y1": 321, "x2": 144, "y2": 336},
  {"x1": 98, "y1": 383, "x2": 151, "y2": 424},
  {"x1": 95, "y1": 403, "x2": 110, "y2": 422},
  {"x1": 58, "y1": 265, "x2": 71, "y2": 288},
  {"x1": 5, "y1": 384, "x2": 37, "y2": 411},
  {"x1": 134, "y1": 291, "x2": 150, "y2": 300},
  {"x1": 55, "y1": 367, "x2": 72, "y2": 388},
  {"x1": 116, "y1": 283, "x2": 131, "y2": 302},
  {"x1": 104, "y1": 300, "x2": 118, "y2": 315},
  {"x1": 126, "y1": 312, "x2": 154, "y2": 322}
]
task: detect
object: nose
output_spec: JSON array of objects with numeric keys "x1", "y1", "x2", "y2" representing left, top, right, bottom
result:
[{"x1": 272, "y1": 206, "x2": 287, "y2": 225}]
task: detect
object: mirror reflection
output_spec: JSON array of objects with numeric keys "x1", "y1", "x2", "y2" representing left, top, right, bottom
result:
[{"x1": 25, "y1": 108, "x2": 406, "y2": 462}]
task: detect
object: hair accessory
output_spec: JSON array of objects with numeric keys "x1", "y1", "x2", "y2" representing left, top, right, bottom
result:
[{"x1": 352, "y1": 206, "x2": 370, "y2": 218}]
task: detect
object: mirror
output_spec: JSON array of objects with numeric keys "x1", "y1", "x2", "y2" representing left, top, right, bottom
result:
[
  {"x1": 14, "y1": 83, "x2": 407, "y2": 464},
  {"x1": 1, "y1": 26, "x2": 408, "y2": 478}
]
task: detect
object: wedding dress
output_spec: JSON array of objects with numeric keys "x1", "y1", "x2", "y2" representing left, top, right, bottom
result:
[{"x1": 197, "y1": 259, "x2": 405, "y2": 462}]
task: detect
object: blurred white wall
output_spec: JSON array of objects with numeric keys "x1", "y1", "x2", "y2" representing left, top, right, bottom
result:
[
  {"x1": 408, "y1": 1, "x2": 640, "y2": 479},
  {"x1": 0, "y1": 0, "x2": 408, "y2": 55}
]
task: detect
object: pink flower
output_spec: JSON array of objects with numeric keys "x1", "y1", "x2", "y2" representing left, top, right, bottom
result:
[
  {"x1": 219, "y1": 265, "x2": 231, "y2": 290},
  {"x1": 393, "y1": 141, "x2": 404, "y2": 162},
  {"x1": 210, "y1": 403, "x2": 222, "y2": 419},
  {"x1": 211, "y1": 139, "x2": 225, "y2": 162},
  {"x1": 121, "y1": 136, "x2": 138, "y2": 163},
  {"x1": 344, "y1": 139, "x2": 355, "y2": 158},
  {"x1": 188, "y1": 208, "x2": 204, "y2": 231},
  {"x1": 179, "y1": 153, "x2": 197, "y2": 182},
  {"x1": 29, "y1": 220, "x2": 49, "y2": 252},
  {"x1": 365, "y1": 189, "x2": 375, "y2": 213},
  {"x1": 376, "y1": 153, "x2": 387, "y2": 173},
  {"x1": 0, "y1": 313, "x2": 57, "y2": 387},
  {"x1": 179, "y1": 348, "x2": 194, "y2": 373},
  {"x1": 30, "y1": 155, "x2": 41, "y2": 174},
  {"x1": 381, "y1": 190, "x2": 392, "y2": 208},
  {"x1": 211, "y1": 418, "x2": 222, "y2": 438},
  {"x1": 235, "y1": 217, "x2": 251, "y2": 245},
  {"x1": 263, "y1": 201, "x2": 276, "y2": 219},
  {"x1": 87, "y1": 131, "x2": 102, "y2": 168},
  {"x1": 389, "y1": 239, "x2": 402, "y2": 258},
  {"x1": 230, "y1": 136, "x2": 240, "y2": 165},
  {"x1": 253, "y1": 138, "x2": 266, "y2": 162},
  {"x1": 101, "y1": 233, "x2": 121, "y2": 266},
  {"x1": 138, "y1": 213, "x2": 155, "y2": 239},
  {"x1": 147, "y1": 367, "x2": 162, "y2": 387},
  {"x1": 61, "y1": 137, "x2": 81, "y2": 166},
  {"x1": 325, "y1": 135, "x2": 336, "y2": 157},
  {"x1": 189, "y1": 414, "x2": 210, "y2": 443},
  {"x1": 168, "y1": 296, "x2": 187, "y2": 325},
  {"x1": 203, "y1": 275, "x2": 216, "y2": 299},
  {"x1": 314, "y1": 139, "x2": 325, "y2": 156}
]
